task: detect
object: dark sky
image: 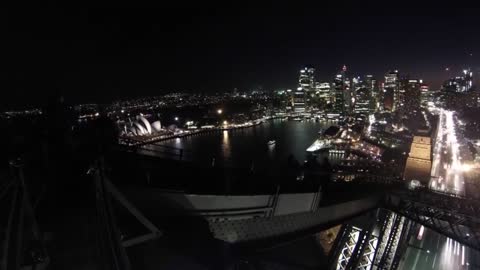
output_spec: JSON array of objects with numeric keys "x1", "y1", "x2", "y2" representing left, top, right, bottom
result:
[{"x1": 2, "y1": 6, "x2": 480, "y2": 109}]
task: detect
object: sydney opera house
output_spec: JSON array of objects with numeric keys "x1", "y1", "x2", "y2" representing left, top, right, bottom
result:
[{"x1": 121, "y1": 116, "x2": 163, "y2": 137}]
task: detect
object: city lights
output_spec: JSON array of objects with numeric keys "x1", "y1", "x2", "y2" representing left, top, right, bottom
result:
[{"x1": 4, "y1": 8, "x2": 480, "y2": 270}]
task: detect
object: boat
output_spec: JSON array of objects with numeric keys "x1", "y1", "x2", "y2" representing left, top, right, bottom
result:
[{"x1": 268, "y1": 140, "x2": 276, "y2": 146}]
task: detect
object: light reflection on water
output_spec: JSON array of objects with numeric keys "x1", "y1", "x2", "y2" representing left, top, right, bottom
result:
[
  {"x1": 222, "y1": 130, "x2": 231, "y2": 157},
  {"x1": 153, "y1": 119, "x2": 332, "y2": 168}
]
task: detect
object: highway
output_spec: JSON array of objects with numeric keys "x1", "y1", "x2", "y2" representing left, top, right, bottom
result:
[
  {"x1": 430, "y1": 109, "x2": 465, "y2": 196},
  {"x1": 401, "y1": 109, "x2": 476, "y2": 269},
  {"x1": 399, "y1": 225, "x2": 476, "y2": 269}
]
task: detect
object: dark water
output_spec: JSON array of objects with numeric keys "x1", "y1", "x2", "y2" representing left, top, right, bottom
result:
[{"x1": 149, "y1": 119, "x2": 329, "y2": 169}]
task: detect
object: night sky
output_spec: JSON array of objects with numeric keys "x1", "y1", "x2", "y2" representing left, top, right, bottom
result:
[{"x1": 2, "y1": 7, "x2": 479, "y2": 109}]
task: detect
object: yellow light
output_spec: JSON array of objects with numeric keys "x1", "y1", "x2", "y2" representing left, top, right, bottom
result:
[
  {"x1": 223, "y1": 120, "x2": 228, "y2": 125},
  {"x1": 217, "y1": 109, "x2": 223, "y2": 114}
]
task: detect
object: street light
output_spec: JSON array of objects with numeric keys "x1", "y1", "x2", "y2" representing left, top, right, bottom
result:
[
  {"x1": 217, "y1": 109, "x2": 223, "y2": 115},
  {"x1": 174, "y1": 117, "x2": 179, "y2": 121}
]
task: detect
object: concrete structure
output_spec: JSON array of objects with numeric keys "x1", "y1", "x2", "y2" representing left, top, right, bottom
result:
[
  {"x1": 126, "y1": 116, "x2": 162, "y2": 136},
  {"x1": 404, "y1": 136, "x2": 432, "y2": 184}
]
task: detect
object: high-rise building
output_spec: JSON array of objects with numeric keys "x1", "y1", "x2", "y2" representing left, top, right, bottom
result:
[
  {"x1": 463, "y1": 68, "x2": 473, "y2": 92},
  {"x1": 344, "y1": 76, "x2": 354, "y2": 114},
  {"x1": 420, "y1": 83, "x2": 430, "y2": 108},
  {"x1": 353, "y1": 86, "x2": 371, "y2": 116},
  {"x1": 404, "y1": 79, "x2": 421, "y2": 111},
  {"x1": 333, "y1": 65, "x2": 348, "y2": 116},
  {"x1": 384, "y1": 70, "x2": 400, "y2": 111},
  {"x1": 351, "y1": 76, "x2": 374, "y2": 116},
  {"x1": 315, "y1": 82, "x2": 332, "y2": 105},
  {"x1": 293, "y1": 87, "x2": 306, "y2": 113},
  {"x1": 442, "y1": 68, "x2": 473, "y2": 93},
  {"x1": 299, "y1": 67, "x2": 315, "y2": 93},
  {"x1": 364, "y1": 75, "x2": 379, "y2": 112}
]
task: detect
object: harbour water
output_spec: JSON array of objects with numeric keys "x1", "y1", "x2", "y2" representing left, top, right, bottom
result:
[{"x1": 148, "y1": 119, "x2": 331, "y2": 169}]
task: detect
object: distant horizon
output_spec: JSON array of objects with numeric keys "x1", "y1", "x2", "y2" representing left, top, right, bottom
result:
[
  {"x1": 3, "y1": 7, "x2": 480, "y2": 109},
  {"x1": 0, "y1": 68, "x2": 462, "y2": 112}
]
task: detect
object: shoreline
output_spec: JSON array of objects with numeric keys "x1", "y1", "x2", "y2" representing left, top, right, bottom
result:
[{"x1": 119, "y1": 115, "x2": 290, "y2": 147}]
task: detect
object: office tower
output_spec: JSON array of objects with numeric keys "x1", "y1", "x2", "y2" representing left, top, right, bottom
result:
[
  {"x1": 442, "y1": 68, "x2": 473, "y2": 93},
  {"x1": 364, "y1": 75, "x2": 379, "y2": 112},
  {"x1": 293, "y1": 87, "x2": 306, "y2": 113},
  {"x1": 404, "y1": 79, "x2": 421, "y2": 111},
  {"x1": 353, "y1": 76, "x2": 372, "y2": 116},
  {"x1": 333, "y1": 65, "x2": 348, "y2": 116},
  {"x1": 384, "y1": 70, "x2": 399, "y2": 111},
  {"x1": 316, "y1": 82, "x2": 332, "y2": 105},
  {"x1": 420, "y1": 83, "x2": 430, "y2": 108},
  {"x1": 299, "y1": 66, "x2": 315, "y2": 93}
]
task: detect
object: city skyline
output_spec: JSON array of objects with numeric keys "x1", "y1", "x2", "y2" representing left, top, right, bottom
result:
[
  {"x1": 2, "y1": 7, "x2": 480, "y2": 109},
  {"x1": 2, "y1": 8, "x2": 480, "y2": 269}
]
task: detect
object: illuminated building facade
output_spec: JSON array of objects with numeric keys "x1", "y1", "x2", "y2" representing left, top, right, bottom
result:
[
  {"x1": 299, "y1": 66, "x2": 315, "y2": 93},
  {"x1": 404, "y1": 136, "x2": 432, "y2": 185},
  {"x1": 315, "y1": 82, "x2": 332, "y2": 109},
  {"x1": 354, "y1": 87, "x2": 371, "y2": 116},
  {"x1": 384, "y1": 70, "x2": 400, "y2": 111},
  {"x1": 363, "y1": 75, "x2": 379, "y2": 112},
  {"x1": 293, "y1": 87, "x2": 306, "y2": 113},
  {"x1": 404, "y1": 79, "x2": 421, "y2": 111},
  {"x1": 333, "y1": 65, "x2": 348, "y2": 116},
  {"x1": 442, "y1": 68, "x2": 473, "y2": 93},
  {"x1": 420, "y1": 83, "x2": 430, "y2": 108}
]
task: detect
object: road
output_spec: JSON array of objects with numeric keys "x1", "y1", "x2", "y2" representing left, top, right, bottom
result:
[
  {"x1": 399, "y1": 225, "x2": 478, "y2": 269},
  {"x1": 430, "y1": 109, "x2": 465, "y2": 196},
  {"x1": 400, "y1": 109, "x2": 479, "y2": 269}
]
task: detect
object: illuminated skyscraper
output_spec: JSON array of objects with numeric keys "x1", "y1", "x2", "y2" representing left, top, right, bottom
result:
[
  {"x1": 293, "y1": 87, "x2": 306, "y2": 113},
  {"x1": 344, "y1": 76, "x2": 354, "y2": 114},
  {"x1": 353, "y1": 76, "x2": 375, "y2": 116},
  {"x1": 384, "y1": 70, "x2": 399, "y2": 111},
  {"x1": 315, "y1": 82, "x2": 332, "y2": 105},
  {"x1": 420, "y1": 83, "x2": 430, "y2": 108},
  {"x1": 404, "y1": 79, "x2": 421, "y2": 111},
  {"x1": 464, "y1": 68, "x2": 473, "y2": 91},
  {"x1": 442, "y1": 68, "x2": 473, "y2": 93},
  {"x1": 333, "y1": 65, "x2": 348, "y2": 116},
  {"x1": 364, "y1": 75, "x2": 379, "y2": 112},
  {"x1": 299, "y1": 67, "x2": 315, "y2": 93},
  {"x1": 354, "y1": 87, "x2": 370, "y2": 116}
]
